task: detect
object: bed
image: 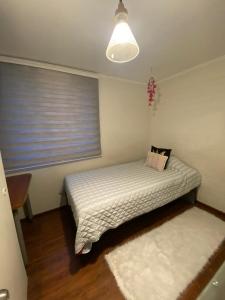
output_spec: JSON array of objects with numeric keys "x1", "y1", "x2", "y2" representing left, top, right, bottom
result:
[{"x1": 64, "y1": 156, "x2": 201, "y2": 254}]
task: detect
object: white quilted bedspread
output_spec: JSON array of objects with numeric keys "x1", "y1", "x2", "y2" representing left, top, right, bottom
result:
[{"x1": 64, "y1": 156, "x2": 201, "y2": 254}]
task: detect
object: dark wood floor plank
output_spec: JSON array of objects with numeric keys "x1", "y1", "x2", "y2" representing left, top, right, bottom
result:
[{"x1": 22, "y1": 199, "x2": 225, "y2": 300}]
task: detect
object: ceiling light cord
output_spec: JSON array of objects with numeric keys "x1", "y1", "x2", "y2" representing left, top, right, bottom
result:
[{"x1": 116, "y1": 0, "x2": 127, "y2": 15}]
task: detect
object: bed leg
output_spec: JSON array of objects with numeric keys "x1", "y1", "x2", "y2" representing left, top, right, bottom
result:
[
  {"x1": 60, "y1": 190, "x2": 68, "y2": 206},
  {"x1": 183, "y1": 188, "x2": 198, "y2": 204}
]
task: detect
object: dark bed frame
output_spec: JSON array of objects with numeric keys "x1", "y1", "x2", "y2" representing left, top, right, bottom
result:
[{"x1": 181, "y1": 187, "x2": 198, "y2": 204}]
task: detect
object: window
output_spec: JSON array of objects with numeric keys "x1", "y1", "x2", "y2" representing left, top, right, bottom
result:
[{"x1": 0, "y1": 62, "x2": 101, "y2": 173}]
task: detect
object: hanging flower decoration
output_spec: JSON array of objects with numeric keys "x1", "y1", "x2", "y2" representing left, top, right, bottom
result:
[{"x1": 147, "y1": 76, "x2": 157, "y2": 106}]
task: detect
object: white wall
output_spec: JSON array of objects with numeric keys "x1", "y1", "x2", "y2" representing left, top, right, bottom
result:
[
  {"x1": 22, "y1": 76, "x2": 149, "y2": 215},
  {"x1": 149, "y1": 57, "x2": 225, "y2": 212}
]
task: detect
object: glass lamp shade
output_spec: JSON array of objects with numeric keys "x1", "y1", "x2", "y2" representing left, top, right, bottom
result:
[{"x1": 106, "y1": 20, "x2": 139, "y2": 63}]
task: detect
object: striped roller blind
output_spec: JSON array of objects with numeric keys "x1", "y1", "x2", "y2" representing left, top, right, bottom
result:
[{"x1": 0, "y1": 62, "x2": 101, "y2": 173}]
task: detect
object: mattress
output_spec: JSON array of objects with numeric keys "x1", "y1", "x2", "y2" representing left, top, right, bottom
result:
[{"x1": 64, "y1": 156, "x2": 201, "y2": 254}]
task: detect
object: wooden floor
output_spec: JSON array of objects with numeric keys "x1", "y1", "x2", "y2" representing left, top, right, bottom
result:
[{"x1": 22, "y1": 199, "x2": 225, "y2": 300}]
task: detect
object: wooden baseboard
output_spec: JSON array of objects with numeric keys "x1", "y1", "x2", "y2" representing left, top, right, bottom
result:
[
  {"x1": 21, "y1": 205, "x2": 66, "y2": 221},
  {"x1": 196, "y1": 201, "x2": 225, "y2": 220}
]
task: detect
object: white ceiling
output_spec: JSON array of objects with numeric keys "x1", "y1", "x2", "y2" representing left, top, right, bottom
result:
[{"x1": 1, "y1": 0, "x2": 225, "y2": 82}]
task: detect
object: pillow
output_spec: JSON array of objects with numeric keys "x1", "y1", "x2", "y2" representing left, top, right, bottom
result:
[
  {"x1": 146, "y1": 151, "x2": 168, "y2": 172},
  {"x1": 151, "y1": 145, "x2": 172, "y2": 168}
]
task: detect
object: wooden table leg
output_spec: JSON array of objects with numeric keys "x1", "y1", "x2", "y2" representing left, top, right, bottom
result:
[
  {"x1": 24, "y1": 195, "x2": 33, "y2": 220},
  {"x1": 13, "y1": 210, "x2": 28, "y2": 266}
]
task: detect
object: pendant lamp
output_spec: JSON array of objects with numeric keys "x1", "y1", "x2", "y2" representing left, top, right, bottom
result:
[{"x1": 106, "y1": 0, "x2": 139, "y2": 63}]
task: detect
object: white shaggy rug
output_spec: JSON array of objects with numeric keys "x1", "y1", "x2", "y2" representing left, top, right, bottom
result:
[{"x1": 105, "y1": 207, "x2": 225, "y2": 300}]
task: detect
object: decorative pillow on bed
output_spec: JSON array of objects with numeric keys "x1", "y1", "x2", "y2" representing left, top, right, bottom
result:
[
  {"x1": 146, "y1": 151, "x2": 168, "y2": 171},
  {"x1": 151, "y1": 145, "x2": 171, "y2": 168}
]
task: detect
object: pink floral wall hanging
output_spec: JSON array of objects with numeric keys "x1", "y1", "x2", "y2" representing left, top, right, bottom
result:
[{"x1": 147, "y1": 76, "x2": 157, "y2": 106}]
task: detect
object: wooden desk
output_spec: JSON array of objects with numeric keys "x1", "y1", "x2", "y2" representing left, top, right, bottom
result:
[{"x1": 6, "y1": 173, "x2": 33, "y2": 265}]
